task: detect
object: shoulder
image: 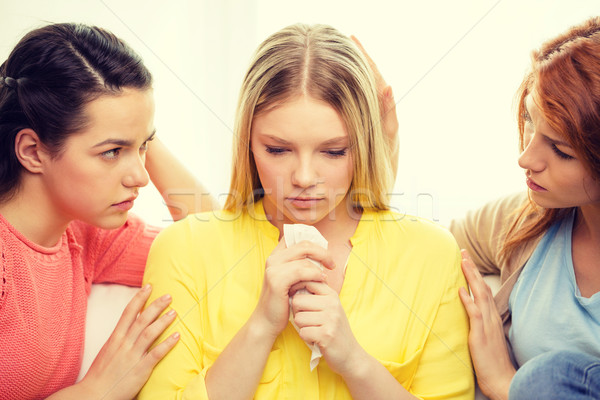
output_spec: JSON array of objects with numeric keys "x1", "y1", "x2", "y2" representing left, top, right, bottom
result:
[
  {"x1": 148, "y1": 209, "x2": 257, "y2": 264},
  {"x1": 368, "y1": 209, "x2": 458, "y2": 254},
  {"x1": 450, "y1": 192, "x2": 529, "y2": 237},
  {"x1": 152, "y1": 209, "x2": 241, "y2": 244},
  {"x1": 68, "y1": 213, "x2": 160, "y2": 244},
  {"x1": 362, "y1": 210, "x2": 461, "y2": 281},
  {"x1": 361, "y1": 210, "x2": 464, "y2": 298}
]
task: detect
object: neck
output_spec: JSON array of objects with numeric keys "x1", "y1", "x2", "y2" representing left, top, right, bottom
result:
[
  {"x1": 0, "y1": 177, "x2": 70, "y2": 247},
  {"x1": 575, "y1": 203, "x2": 600, "y2": 243}
]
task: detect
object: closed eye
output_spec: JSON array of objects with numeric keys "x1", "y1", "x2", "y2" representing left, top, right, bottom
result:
[
  {"x1": 265, "y1": 146, "x2": 288, "y2": 155},
  {"x1": 551, "y1": 143, "x2": 574, "y2": 160},
  {"x1": 324, "y1": 148, "x2": 348, "y2": 158}
]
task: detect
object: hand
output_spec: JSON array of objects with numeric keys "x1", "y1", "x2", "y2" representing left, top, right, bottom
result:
[
  {"x1": 79, "y1": 284, "x2": 179, "y2": 400},
  {"x1": 291, "y1": 281, "x2": 364, "y2": 377},
  {"x1": 458, "y1": 250, "x2": 515, "y2": 400},
  {"x1": 252, "y1": 240, "x2": 335, "y2": 339},
  {"x1": 351, "y1": 35, "x2": 398, "y2": 153}
]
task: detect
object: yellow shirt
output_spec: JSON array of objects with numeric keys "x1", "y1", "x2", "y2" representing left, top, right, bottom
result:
[{"x1": 139, "y1": 201, "x2": 473, "y2": 399}]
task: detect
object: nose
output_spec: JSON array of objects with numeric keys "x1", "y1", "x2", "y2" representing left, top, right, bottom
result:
[
  {"x1": 123, "y1": 153, "x2": 150, "y2": 188},
  {"x1": 291, "y1": 154, "x2": 319, "y2": 188},
  {"x1": 518, "y1": 133, "x2": 545, "y2": 173}
]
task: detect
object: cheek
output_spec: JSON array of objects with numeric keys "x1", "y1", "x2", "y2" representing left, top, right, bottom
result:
[
  {"x1": 582, "y1": 177, "x2": 600, "y2": 201},
  {"x1": 253, "y1": 155, "x2": 279, "y2": 190}
]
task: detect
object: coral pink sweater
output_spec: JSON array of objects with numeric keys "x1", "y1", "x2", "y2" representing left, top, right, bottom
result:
[{"x1": 0, "y1": 213, "x2": 160, "y2": 400}]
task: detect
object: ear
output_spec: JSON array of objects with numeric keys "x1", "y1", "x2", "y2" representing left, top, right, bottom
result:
[{"x1": 14, "y1": 129, "x2": 49, "y2": 174}]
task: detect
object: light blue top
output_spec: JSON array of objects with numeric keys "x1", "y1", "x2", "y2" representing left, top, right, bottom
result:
[{"x1": 509, "y1": 210, "x2": 600, "y2": 367}]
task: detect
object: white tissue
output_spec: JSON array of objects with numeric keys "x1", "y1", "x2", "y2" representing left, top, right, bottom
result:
[{"x1": 283, "y1": 223, "x2": 328, "y2": 371}]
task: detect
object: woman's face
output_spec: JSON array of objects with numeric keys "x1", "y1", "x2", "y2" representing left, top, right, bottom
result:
[
  {"x1": 42, "y1": 88, "x2": 155, "y2": 229},
  {"x1": 250, "y1": 95, "x2": 354, "y2": 231},
  {"x1": 518, "y1": 93, "x2": 600, "y2": 209}
]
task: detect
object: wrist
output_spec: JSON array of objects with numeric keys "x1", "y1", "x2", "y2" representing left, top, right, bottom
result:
[
  {"x1": 45, "y1": 379, "x2": 101, "y2": 400},
  {"x1": 337, "y1": 345, "x2": 372, "y2": 381},
  {"x1": 247, "y1": 310, "x2": 281, "y2": 343},
  {"x1": 479, "y1": 369, "x2": 514, "y2": 400}
]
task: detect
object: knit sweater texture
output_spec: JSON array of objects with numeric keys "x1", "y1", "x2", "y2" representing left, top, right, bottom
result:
[{"x1": 0, "y1": 213, "x2": 160, "y2": 400}]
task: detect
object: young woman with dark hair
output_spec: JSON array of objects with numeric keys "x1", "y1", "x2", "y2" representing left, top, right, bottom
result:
[{"x1": 0, "y1": 23, "x2": 216, "y2": 399}]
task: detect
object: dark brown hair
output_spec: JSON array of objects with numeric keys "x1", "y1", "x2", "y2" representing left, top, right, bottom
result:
[{"x1": 0, "y1": 23, "x2": 152, "y2": 202}]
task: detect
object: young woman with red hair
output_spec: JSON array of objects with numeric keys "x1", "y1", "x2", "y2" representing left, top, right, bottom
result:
[{"x1": 451, "y1": 16, "x2": 600, "y2": 400}]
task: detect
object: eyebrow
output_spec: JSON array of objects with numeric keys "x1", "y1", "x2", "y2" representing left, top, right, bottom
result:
[
  {"x1": 259, "y1": 134, "x2": 348, "y2": 146},
  {"x1": 93, "y1": 130, "x2": 156, "y2": 148},
  {"x1": 542, "y1": 134, "x2": 572, "y2": 148}
]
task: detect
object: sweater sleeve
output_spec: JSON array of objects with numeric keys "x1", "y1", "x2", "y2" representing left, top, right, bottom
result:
[
  {"x1": 449, "y1": 192, "x2": 527, "y2": 276},
  {"x1": 70, "y1": 214, "x2": 161, "y2": 289}
]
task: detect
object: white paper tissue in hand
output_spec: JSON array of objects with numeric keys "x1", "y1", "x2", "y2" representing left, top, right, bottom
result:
[{"x1": 283, "y1": 223, "x2": 328, "y2": 371}]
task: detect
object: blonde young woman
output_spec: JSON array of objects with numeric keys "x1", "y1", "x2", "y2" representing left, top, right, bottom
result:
[{"x1": 139, "y1": 23, "x2": 473, "y2": 400}]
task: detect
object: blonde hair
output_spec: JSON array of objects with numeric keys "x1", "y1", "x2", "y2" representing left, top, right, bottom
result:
[{"x1": 224, "y1": 23, "x2": 393, "y2": 212}]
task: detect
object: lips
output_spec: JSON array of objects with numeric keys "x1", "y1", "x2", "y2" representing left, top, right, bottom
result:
[
  {"x1": 526, "y1": 177, "x2": 547, "y2": 192},
  {"x1": 112, "y1": 194, "x2": 138, "y2": 211},
  {"x1": 287, "y1": 197, "x2": 324, "y2": 209}
]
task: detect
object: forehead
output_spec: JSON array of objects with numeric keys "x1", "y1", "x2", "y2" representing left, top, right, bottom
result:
[
  {"x1": 251, "y1": 95, "x2": 348, "y2": 143},
  {"x1": 73, "y1": 88, "x2": 155, "y2": 143}
]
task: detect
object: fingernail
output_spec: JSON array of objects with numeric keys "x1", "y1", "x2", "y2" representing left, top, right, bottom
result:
[
  {"x1": 142, "y1": 283, "x2": 152, "y2": 291},
  {"x1": 161, "y1": 294, "x2": 172, "y2": 302},
  {"x1": 166, "y1": 309, "x2": 176, "y2": 317},
  {"x1": 171, "y1": 332, "x2": 180, "y2": 341},
  {"x1": 385, "y1": 86, "x2": 393, "y2": 98}
]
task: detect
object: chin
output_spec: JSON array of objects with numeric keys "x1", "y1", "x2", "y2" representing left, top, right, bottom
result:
[
  {"x1": 530, "y1": 192, "x2": 574, "y2": 210},
  {"x1": 93, "y1": 213, "x2": 129, "y2": 230}
]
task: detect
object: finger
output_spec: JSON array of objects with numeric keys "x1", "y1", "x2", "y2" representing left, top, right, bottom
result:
[
  {"x1": 132, "y1": 308, "x2": 178, "y2": 354},
  {"x1": 382, "y1": 85, "x2": 397, "y2": 118},
  {"x1": 350, "y1": 35, "x2": 385, "y2": 87},
  {"x1": 127, "y1": 293, "x2": 173, "y2": 342},
  {"x1": 264, "y1": 260, "x2": 327, "y2": 294},
  {"x1": 301, "y1": 280, "x2": 333, "y2": 296},
  {"x1": 111, "y1": 284, "x2": 153, "y2": 338},
  {"x1": 460, "y1": 252, "x2": 492, "y2": 300},
  {"x1": 459, "y1": 286, "x2": 483, "y2": 330},
  {"x1": 289, "y1": 281, "x2": 308, "y2": 297},
  {"x1": 284, "y1": 241, "x2": 335, "y2": 270},
  {"x1": 291, "y1": 290, "x2": 322, "y2": 313},
  {"x1": 297, "y1": 325, "x2": 322, "y2": 347},
  {"x1": 294, "y1": 309, "x2": 322, "y2": 328},
  {"x1": 135, "y1": 332, "x2": 180, "y2": 376}
]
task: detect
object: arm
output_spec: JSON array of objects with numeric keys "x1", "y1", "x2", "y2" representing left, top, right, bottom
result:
[
  {"x1": 46, "y1": 285, "x2": 179, "y2": 400},
  {"x1": 408, "y1": 249, "x2": 475, "y2": 400},
  {"x1": 138, "y1": 233, "x2": 333, "y2": 399},
  {"x1": 145, "y1": 137, "x2": 219, "y2": 221},
  {"x1": 292, "y1": 281, "x2": 417, "y2": 400},
  {"x1": 204, "y1": 240, "x2": 334, "y2": 400},
  {"x1": 351, "y1": 36, "x2": 398, "y2": 178}
]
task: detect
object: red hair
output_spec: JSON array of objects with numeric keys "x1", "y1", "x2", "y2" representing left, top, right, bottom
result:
[{"x1": 502, "y1": 17, "x2": 600, "y2": 261}]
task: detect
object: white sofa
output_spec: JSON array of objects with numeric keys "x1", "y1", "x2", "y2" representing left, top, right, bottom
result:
[{"x1": 80, "y1": 276, "x2": 502, "y2": 398}]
